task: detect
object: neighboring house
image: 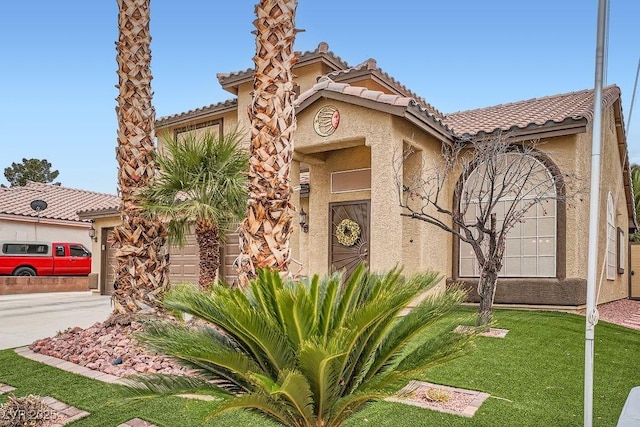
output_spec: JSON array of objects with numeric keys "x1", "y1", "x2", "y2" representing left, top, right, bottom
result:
[
  {"x1": 0, "y1": 182, "x2": 119, "y2": 250},
  {"x1": 84, "y1": 42, "x2": 636, "y2": 307}
]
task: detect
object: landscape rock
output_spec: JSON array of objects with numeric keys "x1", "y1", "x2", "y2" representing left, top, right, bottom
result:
[{"x1": 29, "y1": 320, "x2": 193, "y2": 378}]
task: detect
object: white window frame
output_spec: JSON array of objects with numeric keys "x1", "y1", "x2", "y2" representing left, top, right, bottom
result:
[
  {"x1": 458, "y1": 153, "x2": 557, "y2": 278},
  {"x1": 606, "y1": 192, "x2": 616, "y2": 280}
]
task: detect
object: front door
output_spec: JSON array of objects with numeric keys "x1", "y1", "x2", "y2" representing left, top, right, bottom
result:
[
  {"x1": 630, "y1": 243, "x2": 640, "y2": 299},
  {"x1": 329, "y1": 200, "x2": 370, "y2": 278}
]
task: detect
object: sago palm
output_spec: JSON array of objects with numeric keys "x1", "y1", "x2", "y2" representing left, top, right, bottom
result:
[
  {"x1": 142, "y1": 131, "x2": 249, "y2": 290},
  {"x1": 122, "y1": 264, "x2": 472, "y2": 426}
]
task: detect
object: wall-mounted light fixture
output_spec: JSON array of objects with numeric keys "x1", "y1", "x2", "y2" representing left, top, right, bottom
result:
[
  {"x1": 88, "y1": 220, "x2": 97, "y2": 242},
  {"x1": 299, "y1": 207, "x2": 309, "y2": 233}
]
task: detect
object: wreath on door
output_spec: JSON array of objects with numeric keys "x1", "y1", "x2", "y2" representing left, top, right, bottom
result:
[{"x1": 335, "y1": 218, "x2": 361, "y2": 247}]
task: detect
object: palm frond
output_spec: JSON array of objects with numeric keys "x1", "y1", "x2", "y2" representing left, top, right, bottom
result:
[
  {"x1": 118, "y1": 374, "x2": 212, "y2": 400},
  {"x1": 141, "y1": 128, "x2": 249, "y2": 247},
  {"x1": 394, "y1": 323, "x2": 475, "y2": 373},
  {"x1": 265, "y1": 370, "x2": 316, "y2": 425},
  {"x1": 327, "y1": 392, "x2": 381, "y2": 427},
  {"x1": 136, "y1": 320, "x2": 262, "y2": 392},
  {"x1": 131, "y1": 266, "x2": 472, "y2": 426},
  {"x1": 209, "y1": 393, "x2": 298, "y2": 427},
  {"x1": 162, "y1": 284, "x2": 296, "y2": 376},
  {"x1": 318, "y1": 273, "x2": 341, "y2": 344},
  {"x1": 297, "y1": 340, "x2": 346, "y2": 420},
  {"x1": 362, "y1": 284, "x2": 467, "y2": 383}
]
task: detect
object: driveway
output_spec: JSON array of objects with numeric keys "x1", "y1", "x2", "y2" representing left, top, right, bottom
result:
[{"x1": 0, "y1": 291, "x2": 112, "y2": 350}]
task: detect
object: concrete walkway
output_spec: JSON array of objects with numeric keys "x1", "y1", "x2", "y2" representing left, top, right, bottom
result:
[{"x1": 0, "y1": 291, "x2": 112, "y2": 350}]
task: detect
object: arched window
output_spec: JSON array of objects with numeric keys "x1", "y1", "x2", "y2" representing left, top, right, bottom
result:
[
  {"x1": 459, "y1": 152, "x2": 557, "y2": 277},
  {"x1": 606, "y1": 192, "x2": 615, "y2": 280}
]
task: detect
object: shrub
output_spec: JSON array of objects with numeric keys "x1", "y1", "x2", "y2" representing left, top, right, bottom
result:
[
  {"x1": 425, "y1": 388, "x2": 452, "y2": 403},
  {"x1": 122, "y1": 264, "x2": 472, "y2": 426}
]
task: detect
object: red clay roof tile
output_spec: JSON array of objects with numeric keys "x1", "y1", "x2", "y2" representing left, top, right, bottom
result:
[
  {"x1": 0, "y1": 182, "x2": 119, "y2": 223},
  {"x1": 443, "y1": 85, "x2": 621, "y2": 136}
]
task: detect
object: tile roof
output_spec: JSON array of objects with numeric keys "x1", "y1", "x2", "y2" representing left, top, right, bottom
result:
[
  {"x1": 156, "y1": 99, "x2": 238, "y2": 128},
  {"x1": 217, "y1": 42, "x2": 350, "y2": 89},
  {"x1": 0, "y1": 182, "x2": 119, "y2": 223},
  {"x1": 325, "y1": 58, "x2": 445, "y2": 120},
  {"x1": 443, "y1": 85, "x2": 621, "y2": 137},
  {"x1": 295, "y1": 77, "x2": 455, "y2": 137}
]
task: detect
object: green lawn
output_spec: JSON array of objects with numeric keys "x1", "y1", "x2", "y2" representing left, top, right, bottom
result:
[{"x1": 1, "y1": 309, "x2": 638, "y2": 426}]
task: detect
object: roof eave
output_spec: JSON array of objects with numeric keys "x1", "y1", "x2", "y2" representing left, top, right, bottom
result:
[
  {"x1": 156, "y1": 100, "x2": 238, "y2": 130},
  {"x1": 77, "y1": 207, "x2": 119, "y2": 220},
  {"x1": 0, "y1": 213, "x2": 90, "y2": 226},
  {"x1": 296, "y1": 91, "x2": 454, "y2": 143},
  {"x1": 218, "y1": 52, "x2": 347, "y2": 95},
  {"x1": 454, "y1": 118, "x2": 588, "y2": 142},
  {"x1": 612, "y1": 98, "x2": 637, "y2": 230}
]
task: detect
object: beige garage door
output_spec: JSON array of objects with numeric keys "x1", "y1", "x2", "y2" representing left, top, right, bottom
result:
[
  {"x1": 169, "y1": 234, "x2": 199, "y2": 284},
  {"x1": 221, "y1": 231, "x2": 240, "y2": 285},
  {"x1": 169, "y1": 228, "x2": 240, "y2": 286},
  {"x1": 102, "y1": 228, "x2": 239, "y2": 290}
]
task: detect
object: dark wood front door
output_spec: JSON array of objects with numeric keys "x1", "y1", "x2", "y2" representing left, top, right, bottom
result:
[{"x1": 329, "y1": 200, "x2": 370, "y2": 278}]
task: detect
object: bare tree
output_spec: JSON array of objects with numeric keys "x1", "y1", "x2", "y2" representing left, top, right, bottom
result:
[{"x1": 396, "y1": 133, "x2": 576, "y2": 326}]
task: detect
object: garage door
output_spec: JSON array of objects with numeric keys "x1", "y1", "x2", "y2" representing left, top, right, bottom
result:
[
  {"x1": 169, "y1": 234, "x2": 199, "y2": 284},
  {"x1": 102, "y1": 227, "x2": 239, "y2": 291},
  {"x1": 171, "y1": 229, "x2": 240, "y2": 286},
  {"x1": 221, "y1": 231, "x2": 240, "y2": 285}
]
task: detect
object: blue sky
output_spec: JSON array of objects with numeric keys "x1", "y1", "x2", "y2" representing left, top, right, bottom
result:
[{"x1": 1, "y1": 1, "x2": 638, "y2": 194}]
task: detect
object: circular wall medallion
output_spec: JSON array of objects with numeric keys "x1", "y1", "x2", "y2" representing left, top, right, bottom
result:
[{"x1": 313, "y1": 105, "x2": 340, "y2": 137}]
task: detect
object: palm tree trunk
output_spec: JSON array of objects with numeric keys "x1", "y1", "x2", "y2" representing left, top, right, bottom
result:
[
  {"x1": 236, "y1": 0, "x2": 299, "y2": 287},
  {"x1": 195, "y1": 220, "x2": 221, "y2": 290},
  {"x1": 112, "y1": 0, "x2": 170, "y2": 317}
]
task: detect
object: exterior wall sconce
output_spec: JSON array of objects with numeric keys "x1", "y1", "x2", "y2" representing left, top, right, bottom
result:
[
  {"x1": 299, "y1": 207, "x2": 309, "y2": 233},
  {"x1": 88, "y1": 220, "x2": 97, "y2": 242}
]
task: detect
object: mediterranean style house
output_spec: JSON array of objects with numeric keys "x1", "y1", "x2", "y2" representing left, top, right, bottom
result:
[{"x1": 84, "y1": 42, "x2": 636, "y2": 307}]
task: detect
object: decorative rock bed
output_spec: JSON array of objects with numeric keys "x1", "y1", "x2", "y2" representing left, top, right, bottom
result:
[
  {"x1": 29, "y1": 321, "x2": 190, "y2": 378},
  {"x1": 387, "y1": 380, "x2": 490, "y2": 417}
]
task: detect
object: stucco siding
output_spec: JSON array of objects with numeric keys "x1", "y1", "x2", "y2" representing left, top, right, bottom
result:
[
  {"x1": 596, "y1": 106, "x2": 629, "y2": 303},
  {"x1": 90, "y1": 216, "x2": 122, "y2": 277}
]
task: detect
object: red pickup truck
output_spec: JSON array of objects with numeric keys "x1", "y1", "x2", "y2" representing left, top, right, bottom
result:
[{"x1": 0, "y1": 242, "x2": 92, "y2": 276}]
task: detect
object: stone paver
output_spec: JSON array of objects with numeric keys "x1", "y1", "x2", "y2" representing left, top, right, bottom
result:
[
  {"x1": 0, "y1": 383, "x2": 16, "y2": 394},
  {"x1": 15, "y1": 347, "x2": 125, "y2": 385},
  {"x1": 454, "y1": 325, "x2": 510, "y2": 338},
  {"x1": 117, "y1": 417, "x2": 159, "y2": 427},
  {"x1": 40, "y1": 395, "x2": 90, "y2": 426},
  {"x1": 387, "y1": 380, "x2": 490, "y2": 418}
]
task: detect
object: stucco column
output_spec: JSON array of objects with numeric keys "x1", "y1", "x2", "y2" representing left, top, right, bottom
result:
[
  {"x1": 308, "y1": 162, "x2": 330, "y2": 275},
  {"x1": 290, "y1": 160, "x2": 301, "y2": 272},
  {"x1": 368, "y1": 133, "x2": 403, "y2": 272}
]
